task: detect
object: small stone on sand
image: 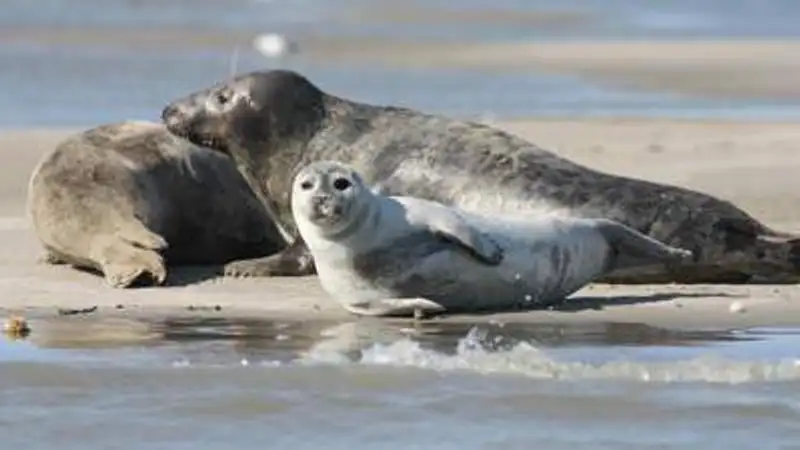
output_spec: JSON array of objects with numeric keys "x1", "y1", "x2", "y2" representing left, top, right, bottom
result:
[
  {"x1": 3, "y1": 316, "x2": 31, "y2": 338},
  {"x1": 729, "y1": 301, "x2": 747, "y2": 314}
]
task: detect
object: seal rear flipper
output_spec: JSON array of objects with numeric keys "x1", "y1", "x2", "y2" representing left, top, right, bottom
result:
[
  {"x1": 757, "y1": 234, "x2": 800, "y2": 245},
  {"x1": 716, "y1": 217, "x2": 800, "y2": 279},
  {"x1": 751, "y1": 234, "x2": 800, "y2": 279},
  {"x1": 224, "y1": 238, "x2": 315, "y2": 277},
  {"x1": 36, "y1": 250, "x2": 68, "y2": 265},
  {"x1": 595, "y1": 219, "x2": 694, "y2": 271},
  {"x1": 345, "y1": 298, "x2": 447, "y2": 318}
]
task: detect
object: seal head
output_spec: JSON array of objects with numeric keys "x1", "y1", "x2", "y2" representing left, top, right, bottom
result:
[
  {"x1": 162, "y1": 70, "x2": 329, "y2": 246},
  {"x1": 161, "y1": 70, "x2": 326, "y2": 164},
  {"x1": 291, "y1": 161, "x2": 368, "y2": 239}
]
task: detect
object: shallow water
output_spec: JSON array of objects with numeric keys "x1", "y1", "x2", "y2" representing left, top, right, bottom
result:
[{"x1": 2, "y1": 317, "x2": 800, "y2": 449}]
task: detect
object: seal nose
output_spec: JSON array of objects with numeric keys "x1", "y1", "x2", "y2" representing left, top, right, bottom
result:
[
  {"x1": 312, "y1": 195, "x2": 330, "y2": 209},
  {"x1": 313, "y1": 195, "x2": 339, "y2": 216}
]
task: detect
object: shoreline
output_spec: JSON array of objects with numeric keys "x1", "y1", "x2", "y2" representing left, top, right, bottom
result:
[
  {"x1": 3, "y1": 269, "x2": 799, "y2": 332},
  {"x1": 3, "y1": 117, "x2": 800, "y2": 332},
  {"x1": 5, "y1": 285, "x2": 800, "y2": 332}
]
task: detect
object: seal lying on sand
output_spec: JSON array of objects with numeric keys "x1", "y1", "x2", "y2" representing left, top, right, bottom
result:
[
  {"x1": 27, "y1": 121, "x2": 285, "y2": 288},
  {"x1": 291, "y1": 161, "x2": 693, "y2": 317},
  {"x1": 161, "y1": 69, "x2": 800, "y2": 284}
]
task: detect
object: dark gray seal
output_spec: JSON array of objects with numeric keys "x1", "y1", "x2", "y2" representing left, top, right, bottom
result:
[
  {"x1": 291, "y1": 161, "x2": 693, "y2": 317},
  {"x1": 27, "y1": 120, "x2": 285, "y2": 288},
  {"x1": 161, "y1": 69, "x2": 800, "y2": 284}
]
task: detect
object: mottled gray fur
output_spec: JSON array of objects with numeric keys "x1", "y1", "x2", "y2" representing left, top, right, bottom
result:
[
  {"x1": 27, "y1": 121, "x2": 285, "y2": 287},
  {"x1": 162, "y1": 69, "x2": 800, "y2": 284},
  {"x1": 291, "y1": 161, "x2": 694, "y2": 317}
]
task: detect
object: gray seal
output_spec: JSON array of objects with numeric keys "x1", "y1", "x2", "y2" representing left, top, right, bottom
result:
[
  {"x1": 291, "y1": 161, "x2": 693, "y2": 317},
  {"x1": 27, "y1": 120, "x2": 285, "y2": 288},
  {"x1": 161, "y1": 69, "x2": 800, "y2": 284}
]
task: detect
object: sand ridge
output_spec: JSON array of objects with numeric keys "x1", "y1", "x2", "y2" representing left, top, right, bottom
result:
[{"x1": 2, "y1": 119, "x2": 799, "y2": 329}]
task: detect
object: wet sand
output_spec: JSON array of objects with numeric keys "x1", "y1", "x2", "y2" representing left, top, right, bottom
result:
[
  {"x1": 300, "y1": 39, "x2": 800, "y2": 101},
  {"x1": 2, "y1": 119, "x2": 799, "y2": 330}
]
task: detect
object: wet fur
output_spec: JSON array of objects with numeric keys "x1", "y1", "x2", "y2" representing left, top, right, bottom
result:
[
  {"x1": 27, "y1": 121, "x2": 285, "y2": 287},
  {"x1": 162, "y1": 70, "x2": 800, "y2": 284}
]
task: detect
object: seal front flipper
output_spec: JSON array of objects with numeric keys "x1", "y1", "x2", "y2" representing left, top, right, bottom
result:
[
  {"x1": 116, "y1": 219, "x2": 168, "y2": 251},
  {"x1": 224, "y1": 238, "x2": 316, "y2": 277},
  {"x1": 37, "y1": 251, "x2": 67, "y2": 265},
  {"x1": 91, "y1": 236, "x2": 167, "y2": 288},
  {"x1": 345, "y1": 298, "x2": 446, "y2": 318},
  {"x1": 425, "y1": 209, "x2": 504, "y2": 266}
]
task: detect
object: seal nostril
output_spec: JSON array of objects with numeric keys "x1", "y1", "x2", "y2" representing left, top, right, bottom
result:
[{"x1": 161, "y1": 105, "x2": 178, "y2": 124}]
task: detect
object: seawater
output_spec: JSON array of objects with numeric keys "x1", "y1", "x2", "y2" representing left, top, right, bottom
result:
[{"x1": 2, "y1": 318, "x2": 800, "y2": 449}]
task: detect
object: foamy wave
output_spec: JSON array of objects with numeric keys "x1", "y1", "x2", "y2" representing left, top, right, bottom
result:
[{"x1": 303, "y1": 327, "x2": 800, "y2": 384}]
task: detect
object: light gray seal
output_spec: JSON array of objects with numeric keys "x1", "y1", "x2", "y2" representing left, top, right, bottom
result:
[
  {"x1": 161, "y1": 69, "x2": 800, "y2": 284},
  {"x1": 291, "y1": 161, "x2": 693, "y2": 317},
  {"x1": 27, "y1": 120, "x2": 285, "y2": 288}
]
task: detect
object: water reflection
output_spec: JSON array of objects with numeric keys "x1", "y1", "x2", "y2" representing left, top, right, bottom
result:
[{"x1": 1, "y1": 314, "x2": 763, "y2": 361}]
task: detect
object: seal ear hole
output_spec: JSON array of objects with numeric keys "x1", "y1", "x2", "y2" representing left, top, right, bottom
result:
[
  {"x1": 333, "y1": 178, "x2": 352, "y2": 191},
  {"x1": 300, "y1": 180, "x2": 314, "y2": 191},
  {"x1": 215, "y1": 90, "x2": 231, "y2": 106}
]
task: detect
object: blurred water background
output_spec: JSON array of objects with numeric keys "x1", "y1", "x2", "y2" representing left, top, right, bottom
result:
[{"x1": 3, "y1": 0, "x2": 800, "y2": 127}]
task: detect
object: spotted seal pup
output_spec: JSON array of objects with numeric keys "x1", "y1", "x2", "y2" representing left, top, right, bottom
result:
[
  {"x1": 290, "y1": 161, "x2": 693, "y2": 317},
  {"x1": 161, "y1": 69, "x2": 800, "y2": 284},
  {"x1": 27, "y1": 121, "x2": 285, "y2": 287}
]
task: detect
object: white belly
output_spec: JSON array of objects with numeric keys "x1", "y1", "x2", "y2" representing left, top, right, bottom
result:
[
  {"x1": 313, "y1": 216, "x2": 611, "y2": 313},
  {"x1": 410, "y1": 222, "x2": 611, "y2": 311}
]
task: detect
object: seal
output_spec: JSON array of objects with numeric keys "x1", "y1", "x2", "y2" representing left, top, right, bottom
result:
[
  {"x1": 26, "y1": 120, "x2": 286, "y2": 288},
  {"x1": 290, "y1": 161, "x2": 693, "y2": 317},
  {"x1": 161, "y1": 69, "x2": 800, "y2": 284}
]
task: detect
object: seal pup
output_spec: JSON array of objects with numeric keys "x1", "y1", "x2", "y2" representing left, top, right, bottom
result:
[
  {"x1": 161, "y1": 69, "x2": 800, "y2": 284},
  {"x1": 290, "y1": 161, "x2": 693, "y2": 317},
  {"x1": 27, "y1": 121, "x2": 285, "y2": 288}
]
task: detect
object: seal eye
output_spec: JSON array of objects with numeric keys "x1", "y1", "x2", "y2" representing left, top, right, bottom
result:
[
  {"x1": 333, "y1": 178, "x2": 352, "y2": 191},
  {"x1": 300, "y1": 180, "x2": 314, "y2": 191},
  {"x1": 215, "y1": 91, "x2": 230, "y2": 106}
]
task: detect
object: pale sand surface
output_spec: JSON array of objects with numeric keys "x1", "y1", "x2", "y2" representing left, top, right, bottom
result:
[
  {"x1": 1, "y1": 120, "x2": 799, "y2": 330},
  {"x1": 302, "y1": 39, "x2": 800, "y2": 101}
]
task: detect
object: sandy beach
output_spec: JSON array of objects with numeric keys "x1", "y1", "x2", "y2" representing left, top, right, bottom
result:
[
  {"x1": 2, "y1": 118, "x2": 799, "y2": 330},
  {"x1": 299, "y1": 39, "x2": 800, "y2": 101}
]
